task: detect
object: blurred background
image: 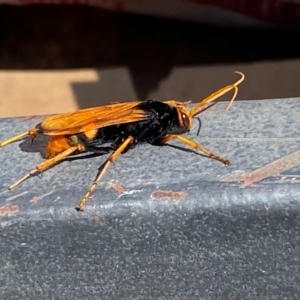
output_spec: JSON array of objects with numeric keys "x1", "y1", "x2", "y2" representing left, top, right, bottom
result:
[{"x1": 0, "y1": 1, "x2": 300, "y2": 117}]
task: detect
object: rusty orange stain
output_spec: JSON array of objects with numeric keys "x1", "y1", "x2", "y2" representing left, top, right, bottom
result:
[
  {"x1": 0, "y1": 205, "x2": 19, "y2": 216},
  {"x1": 30, "y1": 188, "x2": 56, "y2": 204},
  {"x1": 105, "y1": 182, "x2": 125, "y2": 193},
  {"x1": 6, "y1": 191, "x2": 29, "y2": 202},
  {"x1": 223, "y1": 149, "x2": 300, "y2": 187},
  {"x1": 151, "y1": 190, "x2": 187, "y2": 201}
]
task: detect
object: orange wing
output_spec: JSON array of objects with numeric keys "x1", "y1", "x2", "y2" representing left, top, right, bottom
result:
[{"x1": 38, "y1": 101, "x2": 150, "y2": 136}]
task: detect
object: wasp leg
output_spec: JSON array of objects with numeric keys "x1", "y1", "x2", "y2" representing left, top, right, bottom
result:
[
  {"x1": 0, "y1": 128, "x2": 39, "y2": 147},
  {"x1": 158, "y1": 134, "x2": 230, "y2": 165},
  {"x1": 9, "y1": 144, "x2": 85, "y2": 190},
  {"x1": 76, "y1": 136, "x2": 134, "y2": 212}
]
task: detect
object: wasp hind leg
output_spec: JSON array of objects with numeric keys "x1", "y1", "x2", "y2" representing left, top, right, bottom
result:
[
  {"x1": 0, "y1": 128, "x2": 39, "y2": 148},
  {"x1": 158, "y1": 134, "x2": 230, "y2": 165},
  {"x1": 9, "y1": 144, "x2": 86, "y2": 190},
  {"x1": 76, "y1": 136, "x2": 134, "y2": 212}
]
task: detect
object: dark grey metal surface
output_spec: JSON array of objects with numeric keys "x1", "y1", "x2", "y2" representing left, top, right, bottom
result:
[{"x1": 0, "y1": 99, "x2": 300, "y2": 299}]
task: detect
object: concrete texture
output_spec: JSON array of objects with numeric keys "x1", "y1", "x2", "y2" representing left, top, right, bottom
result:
[{"x1": 0, "y1": 5, "x2": 300, "y2": 117}]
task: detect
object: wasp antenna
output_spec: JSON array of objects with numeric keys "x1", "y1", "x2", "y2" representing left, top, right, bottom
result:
[
  {"x1": 195, "y1": 117, "x2": 202, "y2": 136},
  {"x1": 233, "y1": 71, "x2": 245, "y2": 84},
  {"x1": 189, "y1": 71, "x2": 245, "y2": 117},
  {"x1": 225, "y1": 71, "x2": 245, "y2": 111}
]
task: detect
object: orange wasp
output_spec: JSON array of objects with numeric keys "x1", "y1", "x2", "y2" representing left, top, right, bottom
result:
[{"x1": 0, "y1": 72, "x2": 244, "y2": 211}]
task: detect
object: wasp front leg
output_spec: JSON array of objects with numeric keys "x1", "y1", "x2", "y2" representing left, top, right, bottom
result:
[{"x1": 157, "y1": 134, "x2": 230, "y2": 165}]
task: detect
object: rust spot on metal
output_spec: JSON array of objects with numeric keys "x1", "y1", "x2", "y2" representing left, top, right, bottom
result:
[
  {"x1": 29, "y1": 188, "x2": 56, "y2": 204},
  {"x1": 223, "y1": 150, "x2": 300, "y2": 187},
  {"x1": 105, "y1": 182, "x2": 125, "y2": 193},
  {"x1": 6, "y1": 191, "x2": 29, "y2": 202},
  {"x1": 151, "y1": 190, "x2": 187, "y2": 201},
  {"x1": 0, "y1": 205, "x2": 19, "y2": 216}
]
